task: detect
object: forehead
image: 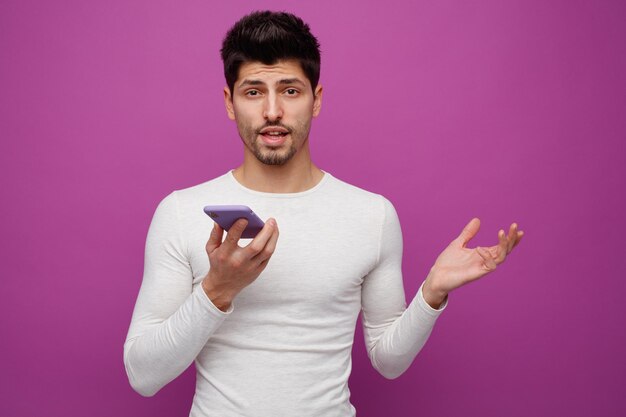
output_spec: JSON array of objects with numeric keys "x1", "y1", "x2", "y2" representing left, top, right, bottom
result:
[{"x1": 236, "y1": 60, "x2": 309, "y2": 87}]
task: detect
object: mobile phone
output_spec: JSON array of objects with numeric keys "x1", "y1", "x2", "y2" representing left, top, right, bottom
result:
[{"x1": 203, "y1": 205, "x2": 265, "y2": 239}]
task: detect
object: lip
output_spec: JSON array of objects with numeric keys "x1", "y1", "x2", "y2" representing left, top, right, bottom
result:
[
  {"x1": 259, "y1": 132, "x2": 289, "y2": 147},
  {"x1": 260, "y1": 127, "x2": 289, "y2": 134}
]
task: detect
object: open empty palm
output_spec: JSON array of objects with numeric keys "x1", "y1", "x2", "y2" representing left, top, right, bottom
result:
[{"x1": 430, "y1": 218, "x2": 524, "y2": 295}]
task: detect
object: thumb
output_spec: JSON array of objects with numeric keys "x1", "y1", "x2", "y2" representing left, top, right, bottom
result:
[
  {"x1": 206, "y1": 222, "x2": 224, "y2": 254},
  {"x1": 457, "y1": 218, "x2": 481, "y2": 248}
]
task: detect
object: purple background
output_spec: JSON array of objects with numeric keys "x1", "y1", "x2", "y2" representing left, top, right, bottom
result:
[{"x1": 1, "y1": 0, "x2": 625, "y2": 416}]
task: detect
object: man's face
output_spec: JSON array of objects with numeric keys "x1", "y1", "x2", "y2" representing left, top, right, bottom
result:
[{"x1": 224, "y1": 59, "x2": 322, "y2": 166}]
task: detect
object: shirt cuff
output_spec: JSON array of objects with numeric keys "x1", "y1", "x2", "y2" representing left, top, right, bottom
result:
[{"x1": 194, "y1": 283, "x2": 234, "y2": 316}]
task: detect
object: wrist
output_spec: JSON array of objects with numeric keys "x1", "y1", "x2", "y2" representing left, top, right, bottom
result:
[
  {"x1": 202, "y1": 273, "x2": 236, "y2": 312},
  {"x1": 423, "y1": 269, "x2": 448, "y2": 309}
]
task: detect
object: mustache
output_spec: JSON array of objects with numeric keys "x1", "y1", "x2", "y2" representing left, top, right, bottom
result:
[{"x1": 256, "y1": 123, "x2": 292, "y2": 134}]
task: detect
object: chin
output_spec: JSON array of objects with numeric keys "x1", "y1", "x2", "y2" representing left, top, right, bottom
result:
[{"x1": 255, "y1": 148, "x2": 297, "y2": 166}]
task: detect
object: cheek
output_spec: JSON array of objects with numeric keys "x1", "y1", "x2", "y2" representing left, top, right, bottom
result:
[
  {"x1": 232, "y1": 99, "x2": 260, "y2": 117},
  {"x1": 233, "y1": 108, "x2": 259, "y2": 130},
  {"x1": 295, "y1": 106, "x2": 314, "y2": 125},
  {"x1": 236, "y1": 119, "x2": 255, "y2": 138}
]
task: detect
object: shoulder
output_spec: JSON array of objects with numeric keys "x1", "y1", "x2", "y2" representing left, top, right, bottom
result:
[
  {"x1": 322, "y1": 174, "x2": 402, "y2": 259},
  {"x1": 321, "y1": 173, "x2": 400, "y2": 234},
  {"x1": 171, "y1": 172, "x2": 233, "y2": 202},
  {"x1": 324, "y1": 172, "x2": 395, "y2": 213},
  {"x1": 151, "y1": 172, "x2": 234, "y2": 225}
]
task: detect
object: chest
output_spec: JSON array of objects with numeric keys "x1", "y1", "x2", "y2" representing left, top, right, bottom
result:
[{"x1": 187, "y1": 201, "x2": 381, "y2": 312}]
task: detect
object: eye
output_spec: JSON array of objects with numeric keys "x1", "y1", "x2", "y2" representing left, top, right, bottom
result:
[
  {"x1": 245, "y1": 90, "x2": 260, "y2": 97},
  {"x1": 285, "y1": 88, "x2": 299, "y2": 96}
]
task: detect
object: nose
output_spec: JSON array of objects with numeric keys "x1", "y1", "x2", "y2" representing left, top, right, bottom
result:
[{"x1": 262, "y1": 93, "x2": 283, "y2": 121}]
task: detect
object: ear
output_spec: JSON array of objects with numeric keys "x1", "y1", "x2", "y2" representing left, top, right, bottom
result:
[
  {"x1": 312, "y1": 84, "x2": 323, "y2": 117},
  {"x1": 224, "y1": 86, "x2": 235, "y2": 120}
]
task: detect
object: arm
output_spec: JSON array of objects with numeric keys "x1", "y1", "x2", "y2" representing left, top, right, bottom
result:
[
  {"x1": 361, "y1": 197, "x2": 447, "y2": 380},
  {"x1": 123, "y1": 192, "x2": 232, "y2": 397},
  {"x1": 124, "y1": 194, "x2": 280, "y2": 396},
  {"x1": 361, "y1": 200, "x2": 524, "y2": 380}
]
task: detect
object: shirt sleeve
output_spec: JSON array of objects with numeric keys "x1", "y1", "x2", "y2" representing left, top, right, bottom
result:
[
  {"x1": 360, "y1": 196, "x2": 448, "y2": 379},
  {"x1": 123, "y1": 191, "x2": 232, "y2": 396}
]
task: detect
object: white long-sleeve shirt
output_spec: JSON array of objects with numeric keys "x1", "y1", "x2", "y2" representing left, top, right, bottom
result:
[{"x1": 124, "y1": 170, "x2": 447, "y2": 417}]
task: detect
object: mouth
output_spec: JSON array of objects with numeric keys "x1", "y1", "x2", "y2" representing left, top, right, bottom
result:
[{"x1": 258, "y1": 128, "x2": 290, "y2": 147}]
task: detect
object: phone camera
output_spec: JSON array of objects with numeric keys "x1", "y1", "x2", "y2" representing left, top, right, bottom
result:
[{"x1": 209, "y1": 212, "x2": 218, "y2": 218}]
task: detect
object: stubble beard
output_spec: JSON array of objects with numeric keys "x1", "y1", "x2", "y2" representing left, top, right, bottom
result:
[{"x1": 238, "y1": 120, "x2": 310, "y2": 166}]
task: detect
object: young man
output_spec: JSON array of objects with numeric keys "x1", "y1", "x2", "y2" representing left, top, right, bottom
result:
[{"x1": 124, "y1": 11, "x2": 523, "y2": 416}]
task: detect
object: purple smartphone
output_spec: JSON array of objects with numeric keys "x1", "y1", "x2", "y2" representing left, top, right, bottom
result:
[{"x1": 203, "y1": 205, "x2": 265, "y2": 239}]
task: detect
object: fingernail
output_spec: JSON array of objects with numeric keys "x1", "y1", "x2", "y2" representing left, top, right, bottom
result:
[{"x1": 268, "y1": 218, "x2": 276, "y2": 226}]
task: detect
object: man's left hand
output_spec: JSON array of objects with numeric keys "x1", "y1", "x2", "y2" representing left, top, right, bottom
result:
[{"x1": 422, "y1": 218, "x2": 524, "y2": 308}]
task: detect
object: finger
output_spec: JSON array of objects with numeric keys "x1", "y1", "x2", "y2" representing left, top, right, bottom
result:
[
  {"x1": 496, "y1": 229, "x2": 508, "y2": 262},
  {"x1": 206, "y1": 222, "x2": 224, "y2": 254},
  {"x1": 484, "y1": 242, "x2": 504, "y2": 264},
  {"x1": 477, "y1": 247, "x2": 497, "y2": 270},
  {"x1": 224, "y1": 218, "x2": 248, "y2": 247},
  {"x1": 506, "y1": 223, "x2": 517, "y2": 253},
  {"x1": 244, "y1": 218, "x2": 277, "y2": 258},
  {"x1": 253, "y1": 222, "x2": 279, "y2": 263},
  {"x1": 512, "y1": 230, "x2": 524, "y2": 248},
  {"x1": 457, "y1": 218, "x2": 481, "y2": 248},
  {"x1": 256, "y1": 257, "x2": 270, "y2": 272}
]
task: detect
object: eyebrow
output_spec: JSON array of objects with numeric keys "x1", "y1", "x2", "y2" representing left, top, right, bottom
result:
[{"x1": 238, "y1": 78, "x2": 307, "y2": 89}]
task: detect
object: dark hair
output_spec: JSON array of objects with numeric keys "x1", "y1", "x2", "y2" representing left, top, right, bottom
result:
[{"x1": 220, "y1": 11, "x2": 321, "y2": 95}]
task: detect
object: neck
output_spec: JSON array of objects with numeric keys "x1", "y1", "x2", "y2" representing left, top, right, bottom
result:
[{"x1": 232, "y1": 145, "x2": 324, "y2": 193}]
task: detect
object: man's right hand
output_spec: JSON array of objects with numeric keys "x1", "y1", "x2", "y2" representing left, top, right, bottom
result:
[{"x1": 201, "y1": 217, "x2": 279, "y2": 311}]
